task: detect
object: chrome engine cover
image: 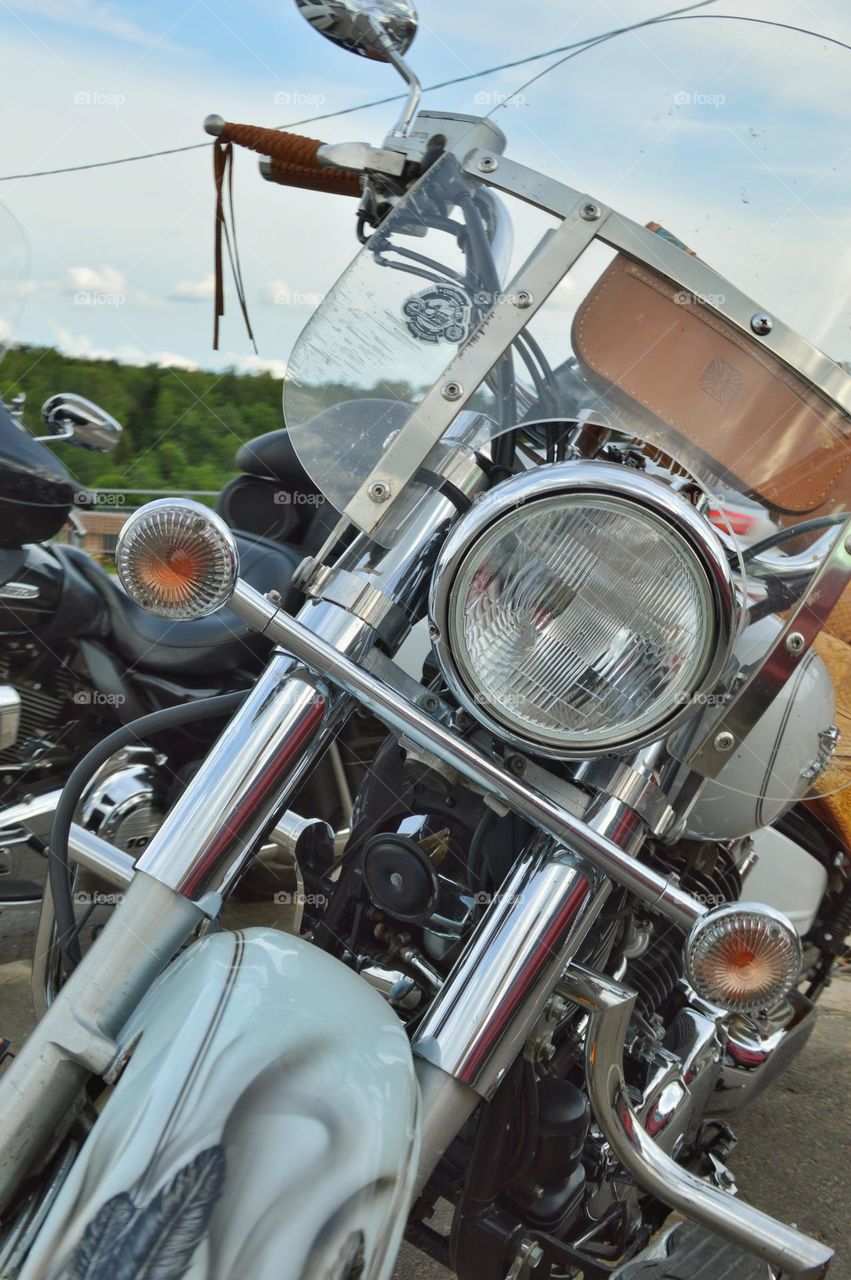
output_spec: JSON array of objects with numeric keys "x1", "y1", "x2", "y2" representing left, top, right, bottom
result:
[{"x1": 80, "y1": 752, "x2": 164, "y2": 858}]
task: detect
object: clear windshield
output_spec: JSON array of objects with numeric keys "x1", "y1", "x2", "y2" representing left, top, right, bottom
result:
[
  {"x1": 284, "y1": 10, "x2": 851, "y2": 520},
  {"x1": 284, "y1": 152, "x2": 851, "y2": 539}
]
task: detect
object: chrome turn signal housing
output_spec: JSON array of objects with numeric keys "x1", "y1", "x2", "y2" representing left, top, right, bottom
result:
[
  {"x1": 116, "y1": 499, "x2": 239, "y2": 620},
  {"x1": 684, "y1": 902, "x2": 802, "y2": 1015}
]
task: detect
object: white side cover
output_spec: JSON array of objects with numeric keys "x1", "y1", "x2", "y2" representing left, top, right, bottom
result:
[{"x1": 21, "y1": 928, "x2": 421, "y2": 1280}]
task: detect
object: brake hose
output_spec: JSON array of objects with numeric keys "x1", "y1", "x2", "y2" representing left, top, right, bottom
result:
[{"x1": 50, "y1": 691, "x2": 247, "y2": 969}]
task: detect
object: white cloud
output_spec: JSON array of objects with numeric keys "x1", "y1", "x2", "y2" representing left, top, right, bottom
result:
[
  {"x1": 228, "y1": 353, "x2": 287, "y2": 379},
  {"x1": 170, "y1": 274, "x2": 216, "y2": 303},
  {"x1": 155, "y1": 351, "x2": 199, "y2": 371},
  {"x1": 4, "y1": 0, "x2": 182, "y2": 49},
  {"x1": 51, "y1": 325, "x2": 198, "y2": 371},
  {"x1": 0, "y1": 318, "x2": 13, "y2": 344},
  {"x1": 67, "y1": 265, "x2": 125, "y2": 294}
]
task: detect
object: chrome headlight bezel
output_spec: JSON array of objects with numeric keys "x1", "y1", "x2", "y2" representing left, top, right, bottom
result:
[{"x1": 428, "y1": 461, "x2": 736, "y2": 759}]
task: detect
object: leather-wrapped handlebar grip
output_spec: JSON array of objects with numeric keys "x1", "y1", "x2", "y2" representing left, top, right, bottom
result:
[{"x1": 212, "y1": 120, "x2": 360, "y2": 197}]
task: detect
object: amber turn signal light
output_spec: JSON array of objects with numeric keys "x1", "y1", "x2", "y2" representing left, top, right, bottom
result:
[{"x1": 116, "y1": 499, "x2": 239, "y2": 620}]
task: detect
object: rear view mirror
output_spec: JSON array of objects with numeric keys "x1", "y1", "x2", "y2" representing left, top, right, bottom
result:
[
  {"x1": 38, "y1": 394, "x2": 122, "y2": 453},
  {"x1": 292, "y1": 0, "x2": 418, "y2": 61}
]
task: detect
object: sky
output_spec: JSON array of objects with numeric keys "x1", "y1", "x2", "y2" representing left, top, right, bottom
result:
[{"x1": 0, "y1": 0, "x2": 849, "y2": 387}]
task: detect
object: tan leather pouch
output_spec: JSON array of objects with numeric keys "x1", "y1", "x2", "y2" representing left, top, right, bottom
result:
[{"x1": 572, "y1": 255, "x2": 851, "y2": 516}]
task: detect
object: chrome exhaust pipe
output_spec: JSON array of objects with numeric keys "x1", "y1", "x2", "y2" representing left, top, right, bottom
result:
[{"x1": 559, "y1": 964, "x2": 833, "y2": 1279}]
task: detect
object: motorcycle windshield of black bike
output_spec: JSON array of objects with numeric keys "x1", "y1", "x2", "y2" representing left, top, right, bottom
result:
[{"x1": 284, "y1": 20, "x2": 851, "y2": 814}]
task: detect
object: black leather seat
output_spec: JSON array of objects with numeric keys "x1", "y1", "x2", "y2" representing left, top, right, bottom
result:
[
  {"x1": 57, "y1": 534, "x2": 301, "y2": 677},
  {"x1": 235, "y1": 400, "x2": 412, "y2": 486},
  {"x1": 235, "y1": 428, "x2": 318, "y2": 487}
]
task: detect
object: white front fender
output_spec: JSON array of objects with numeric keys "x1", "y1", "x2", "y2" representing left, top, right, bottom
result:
[{"x1": 22, "y1": 928, "x2": 421, "y2": 1280}]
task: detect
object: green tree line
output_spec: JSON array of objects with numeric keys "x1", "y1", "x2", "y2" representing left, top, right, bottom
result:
[
  {"x1": 2, "y1": 346, "x2": 287, "y2": 493},
  {"x1": 2, "y1": 346, "x2": 421, "y2": 497}
]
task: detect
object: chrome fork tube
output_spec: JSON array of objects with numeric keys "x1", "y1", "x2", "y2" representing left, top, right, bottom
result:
[
  {"x1": 413, "y1": 839, "x2": 608, "y2": 1099},
  {"x1": 560, "y1": 964, "x2": 833, "y2": 1279},
  {"x1": 134, "y1": 600, "x2": 370, "y2": 912},
  {"x1": 410, "y1": 796, "x2": 639, "y2": 1195}
]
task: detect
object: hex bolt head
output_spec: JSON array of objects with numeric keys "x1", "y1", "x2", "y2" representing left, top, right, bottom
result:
[
  {"x1": 367, "y1": 480, "x2": 392, "y2": 504},
  {"x1": 441, "y1": 380, "x2": 464, "y2": 401},
  {"x1": 514, "y1": 290, "x2": 533, "y2": 309},
  {"x1": 714, "y1": 730, "x2": 735, "y2": 753},
  {"x1": 477, "y1": 155, "x2": 499, "y2": 173},
  {"x1": 580, "y1": 201, "x2": 602, "y2": 221},
  {"x1": 750, "y1": 312, "x2": 774, "y2": 336},
  {"x1": 785, "y1": 631, "x2": 806, "y2": 655}
]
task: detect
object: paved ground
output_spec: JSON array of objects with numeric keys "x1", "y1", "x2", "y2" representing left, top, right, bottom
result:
[{"x1": 1, "y1": 901, "x2": 849, "y2": 1279}]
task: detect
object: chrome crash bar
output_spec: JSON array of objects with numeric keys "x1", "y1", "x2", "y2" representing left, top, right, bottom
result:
[{"x1": 560, "y1": 964, "x2": 833, "y2": 1279}]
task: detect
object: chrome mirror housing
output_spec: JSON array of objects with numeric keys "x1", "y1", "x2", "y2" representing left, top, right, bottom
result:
[
  {"x1": 292, "y1": 0, "x2": 418, "y2": 61},
  {"x1": 38, "y1": 393, "x2": 122, "y2": 453}
]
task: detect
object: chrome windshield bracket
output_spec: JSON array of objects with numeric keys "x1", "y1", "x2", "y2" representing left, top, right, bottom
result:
[
  {"x1": 684, "y1": 516, "x2": 851, "y2": 776},
  {"x1": 341, "y1": 187, "x2": 609, "y2": 536}
]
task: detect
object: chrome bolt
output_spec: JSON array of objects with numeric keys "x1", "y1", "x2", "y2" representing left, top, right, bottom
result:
[
  {"x1": 428, "y1": 623, "x2": 440, "y2": 639},
  {"x1": 514, "y1": 290, "x2": 533, "y2": 309},
  {"x1": 786, "y1": 631, "x2": 805, "y2": 655},
  {"x1": 580, "y1": 201, "x2": 602, "y2": 221},
  {"x1": 367, "y1": 480, "x2": 391, "y2": 504},
  {"x1": 714, "y1": 730, "x2": 735, "y2": 753},
  {"x1": 441, "y1": 380, "x2": 464, "y2": 401},
  {"x1": 477, "y1": 154, "x2": 499, "y2": 173},
  {"x1": 508, "y1": 754, "x2": 527, "y2": 776},
  {"x1": 844, "y1": 535, "x2": 851, "y2": 555},
  {"x1": 750, "y1": 312, "x2": 773, "y2": 336}
]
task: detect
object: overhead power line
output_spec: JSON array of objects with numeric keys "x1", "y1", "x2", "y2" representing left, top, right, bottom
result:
[{"x1": 0, "y1": 6, "x2": 848, "y2": 184}]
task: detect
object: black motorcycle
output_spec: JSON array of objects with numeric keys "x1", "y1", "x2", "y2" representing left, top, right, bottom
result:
[{"x1": 0, "y1": 389, "x2": 337, "y2": 900}]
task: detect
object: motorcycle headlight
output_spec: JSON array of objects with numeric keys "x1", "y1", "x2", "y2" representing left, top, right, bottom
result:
[{"x1": 429, "y1": 462, "x2": 735, "y2": 758}]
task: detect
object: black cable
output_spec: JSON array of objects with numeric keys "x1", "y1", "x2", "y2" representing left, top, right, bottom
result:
[
  {"x1": 0, "y1": 0, "x2": 730, "y2": 184},
  {"x1": 467, "y1": 807, "x2": 496, "y2": 893},
  {"x1": 49, "y1": 690, "x2": 246, "y2": 969},
  {"x1": 742, "y1": 513, "x2": 849, "y2": 562}
]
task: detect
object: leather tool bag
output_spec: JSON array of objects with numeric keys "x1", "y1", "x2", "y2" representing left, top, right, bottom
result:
[{"x1": 572, "y1": 254, "x2": 851, "y2": 519}]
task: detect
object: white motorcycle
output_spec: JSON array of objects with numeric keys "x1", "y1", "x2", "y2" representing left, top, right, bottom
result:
[{"x1": 0, "y1": 2, "x2": 849, "y2": 1278}]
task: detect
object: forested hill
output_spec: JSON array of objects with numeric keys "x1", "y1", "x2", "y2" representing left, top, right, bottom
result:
[
  {"x1": 1, "y1": 345, "x2": 286, "y2": 492},
  {"x1": 2, "y1": 346, "x2": 419, "y2": 494}
]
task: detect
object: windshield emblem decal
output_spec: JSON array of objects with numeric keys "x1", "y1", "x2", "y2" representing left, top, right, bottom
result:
[{"x1": 403, "y1": 284, "x2": 471, "y2": 345}]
